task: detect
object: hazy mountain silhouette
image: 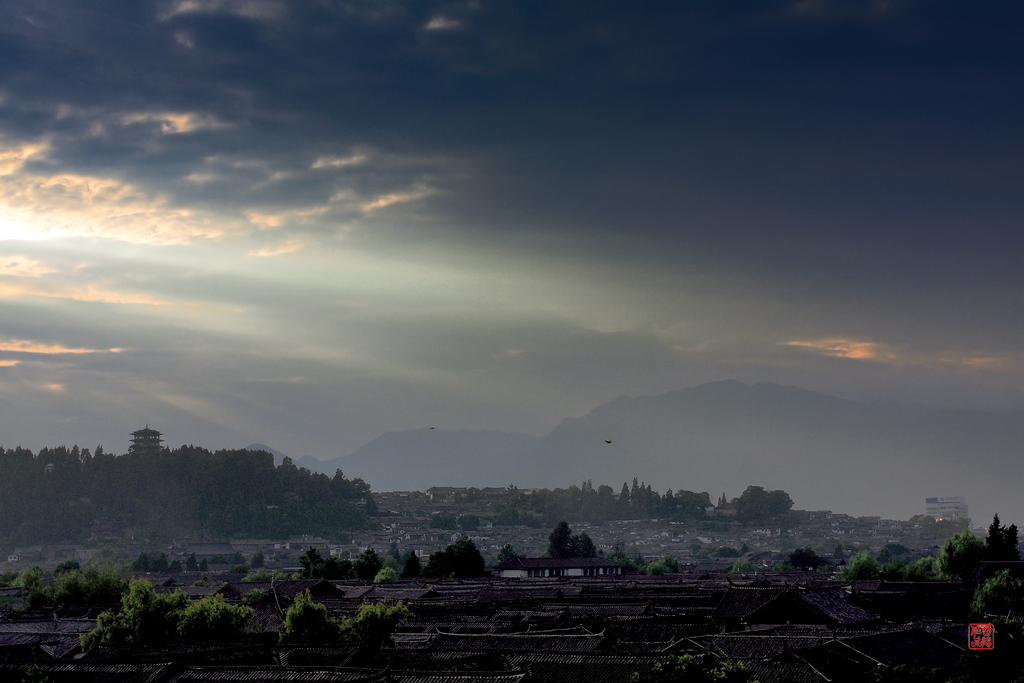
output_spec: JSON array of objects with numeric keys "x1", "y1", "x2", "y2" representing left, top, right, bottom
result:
[
  {"x1": 516, "y1": 381, "x2": 1024, "y2": 522},
  {"x1": 266, "y1": 381, "x2": 1024, "y2": 522}
]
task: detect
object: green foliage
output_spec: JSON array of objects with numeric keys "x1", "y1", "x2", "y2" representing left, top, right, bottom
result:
[
  {"x1": 16, "y1": 566, "x2": 48, "y2": 609},
  {"x1": 629, "y1": 654, "x2": 755, "y2": 683},
  {"x1": 296, "y1": 547, "x2": 356, "y2": 580},
  {"x1": 458, "y1": 514, "x2": 480, "y2": 531},
  {"x1": 355, "y1": 549, "x2": 384, "y2": 581},
  {"x1": 249, "y1": 550, "x2": 264, "y2": 569},
  {"x1": 0, "y1": 446, "x2": 371, "y2": 544},
  {"x1": 78, "y1": 581, "x2": 250, "y2": 648},
  {"x1": 422, "y1": 537, "x2": 487, "y2": 578},
  {"x1": 876, "y1": 543, "x2": 911, "y2": 564},
  {"x1": 177, "y1": 594, "x2": 253, "y2": 642},
  {"x1": 971, "y1": 569, "x2": 1024, "y2": 618},
  {"x1": 53, "y1": 559, "x2": 80, "y2": 575},
  {"x1": 373, "y1": 566, "x2": 397, "y2": 584},
  {"x1": 496, "y1": 543, "x2": 524, "y2": 566},
  {"x1": 984, "y1": 514, "x2": 1020, "y2": 561},
  {"x1": 430, "y1": 512, "x2": 458, "y2": 530},
  {"x1": 734, "y1": 486, "x2": 793, "y2": 522},
  {"x1": 900, "y1": 556, "x2": 938, "y2": 581},
  {"x1": 840, "y1": 551, "x2": 880, "y2": 581},
  {"x1": 646, "y1": 554, "x2": 680, "y2": 576},
  {"x1": 49, "y1": 566, "x2": 129, "y2": 606},
  {"x1": 547, "y1": 521, "x2": 596, "y2": 558},
  {"x1": 279, "y1": 590, "x2": 340, "y2": 644},
  {"x1": 81, "y1": 580, "x2": 190, "y2": 651},
  {"x1": 20, "y1": 663, "x2": 52, "y2": 683},
  {"x1": 937, "y1": 530, "x2": 985, "y2": 581},
  {"x1": 339, "y1": 601, "x2": 410, "y2": 650},
  {"x1": 731, "y1": 559, "x2": 756, "y2": 573},
  {"x1": 279, "y1": 591, "x2": 409, "y2": 648},
  {"x1": 0, "y1": 570, "x2": 17, "y2": 587},
  {"x1": 400, "y1": 553, "x2": 421, "y2": 579},
  {"x1": 711, "y1": 546, "x2": 741, "y2": 558},
  {"x1": 789, "y1": 546, "x2": 828, "y2": 571}
]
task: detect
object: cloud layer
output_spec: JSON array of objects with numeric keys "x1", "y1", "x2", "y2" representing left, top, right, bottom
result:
[{"x1": 0, "y1": 1, "x2": 1021, "y2": 516}]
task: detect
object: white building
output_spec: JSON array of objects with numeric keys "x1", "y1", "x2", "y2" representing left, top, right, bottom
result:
[{"x1": 925, "y1": 496, "x2": 969, "y2": 525}]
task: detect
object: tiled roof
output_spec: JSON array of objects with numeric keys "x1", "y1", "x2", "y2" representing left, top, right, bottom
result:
[
  {"x1": 431, "y1": 629, "x2": 606, "y2": 653},
  {"x1": 495, "y1": 558, "x2": 623, "y2": 571},
  {"x1": 712, "y1": 586, "x2": 786, "y2": 620}
]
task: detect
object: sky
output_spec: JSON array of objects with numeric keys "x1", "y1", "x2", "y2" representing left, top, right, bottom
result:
[{"x1": 0, "y1": 1, "x2": 1021, "y2": 472}]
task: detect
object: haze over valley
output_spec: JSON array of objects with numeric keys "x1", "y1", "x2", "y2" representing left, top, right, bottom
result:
[{"x1": 269, "y1": 381, "x2": 1023, "y2": 525}]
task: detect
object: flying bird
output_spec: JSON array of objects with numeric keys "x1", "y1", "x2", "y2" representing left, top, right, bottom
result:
[{"x1": 604, "y1": 439, "x2": 613, "y2": 444}]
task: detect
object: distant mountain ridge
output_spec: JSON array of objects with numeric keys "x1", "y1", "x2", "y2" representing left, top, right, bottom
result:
[{"x1": 254, "y1": 381, "x2": 1024, "y2": 523}]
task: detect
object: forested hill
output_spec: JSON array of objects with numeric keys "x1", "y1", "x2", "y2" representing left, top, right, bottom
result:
[{"x1": 0, "y1": 445, "x2": 372, "y2": 545}]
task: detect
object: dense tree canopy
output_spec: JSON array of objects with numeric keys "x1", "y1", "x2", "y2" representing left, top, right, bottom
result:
[
  {"x1": 81, "y1": 580, "x2": 253, "y2": 651},
  {"x1": 0, "y1": 446, "x2": 371, "y2": 544},
  {"x1": 937, "y1": 530, "x2": 985, "y2": 582},
  {"x1": 422, "y1": 538, "x2": 487, "y2": 578},
  {"x1": 547, "y1": 521, "x2": 597, "y2": 559},
  {"x1": 984, "y1": 514, "x2": 1020, "y2": 561},
  {"x1": 734, "y1": 486, "x2": 793, "y2": 522}
]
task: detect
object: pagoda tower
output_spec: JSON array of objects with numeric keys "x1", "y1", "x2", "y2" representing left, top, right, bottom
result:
[{"x1": 130, "y1": 425, "x2": 163, "y2": 455}]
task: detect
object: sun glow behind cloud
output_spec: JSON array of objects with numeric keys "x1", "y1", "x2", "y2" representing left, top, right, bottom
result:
[
  {"x1": 0, "y1": 140, "x2": 238, "y2": 245},
  {"x1": 0, "y1": 339, "x2": 122, "y2": 355},
  {"x1": 784, "y1": 338, "x2": 890, "y2": 360}
]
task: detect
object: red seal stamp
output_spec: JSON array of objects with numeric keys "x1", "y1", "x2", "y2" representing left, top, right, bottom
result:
[{"x1": 968, "y1": 623, "x2": 994, "y2": 650}]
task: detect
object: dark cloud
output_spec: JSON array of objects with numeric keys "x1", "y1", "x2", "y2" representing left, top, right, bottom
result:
[{"x1": 1, "y1": 0, "x2": 1021, "y2": 469}]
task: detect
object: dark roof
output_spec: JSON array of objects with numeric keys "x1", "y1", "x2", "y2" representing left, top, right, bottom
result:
[
  {"x1": 712, "y1": 586, "x2": 787, "y2": 621},
  {"x1": 431, "y1": 629, "x2": 607, "y2": 653},
  {"x1": 495, "y1": 558, "x2": 623, "y2": 571}
]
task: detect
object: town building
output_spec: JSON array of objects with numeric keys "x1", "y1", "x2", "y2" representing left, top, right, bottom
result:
[{"x1": 925, "y1": 496, "x2": 969, "y2": 525}]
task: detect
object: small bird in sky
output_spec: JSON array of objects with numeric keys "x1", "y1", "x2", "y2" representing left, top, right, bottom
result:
[
  {"x1": 429, "y1": 427, "x2": 435, "y2": 429},
  {"x1": 604, "y1": 439, "x2": 613, "y2": 444}
]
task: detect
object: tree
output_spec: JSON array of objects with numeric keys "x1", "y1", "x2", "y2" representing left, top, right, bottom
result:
[
  {"x1": 297, "y1": 547, "x2": 356, "y2": 580},
  {"x1": 547, "y1": 521, "x2": 597, "y2": 559},
  {"x1": 279, "y1": 591, "x2": 408, "y2": 647},
  {"x1": 735, "y1": 486, "x2": 792, "y2": 522},
  {"x1": 548, "y1": 521, "x2": 573, "y2": 558},
  {"x1": 401, "y1": 553, "x2": 421, "y2": 579},
  {"x1": 50, "y1": 566, "x2": 129, "y2": 606},
  {"x1": 496, "y1": 543, "x2": 524, "y2": 566},
  {"x1": 132, "y1": 552, "x2": 150, "y2": 574},
  {"x1": 876, "y1": 543, "x2": 911, "y2": 565},
  {"x1": 840, "y1": 551, "x2": 880, "y2": 581},
  {"x1": 984, "y1": 514, "x2": 1021, "y2": 561},
  {"x1": 789, "y1": 547, "x2": 827, "y2": 571},
  {"x1": 339, "y1": 601, "x2": 410, "y2": 650},
  {"x1": 279, "y1": 590, "x2": 341, "y2": 644},
  {"x1": 355, "y1": 549, "x2": 384, "y2": 581},
  {"x1": 458, "y1": 514, "x2": 480, "y2": 531},
  {"x1": 81, "y1": 580, "x2": 190, "y2": 651},
  {"x1": 646, "y1": 554, "x2": 680, "y2": 576},
  {"x1": 731, "y1": 559, "x2": 756, "y2": 573},
  {"x1": 422, "y1": 538, "x2": 487, "y2": 578},
  {"x1": 937, "y1": 530, "x2": 985, "y2": 581},
  {"x1": 971, "y1": 569, "x2": 1024, "y2": 618},
  {"x1": 176, "y1": 594, "x2": 253, "y2": 642},
  {"x1": 374, "y1": 566, "x2": 397, "y2": 584},
  {"x1": 54, "y1": 560, "x2": 80, "y2": 575},
  {"x1": 250, "y1": 551, "x2": 265, "y2": 569},
  {"x1": 629, "y1": 654, "x2": 754, "y2": 683}
]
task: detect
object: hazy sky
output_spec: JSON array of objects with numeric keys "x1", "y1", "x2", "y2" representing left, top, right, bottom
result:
[{"x1": 1, "y1": 1, "x2": 1021, "y2": 466}]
